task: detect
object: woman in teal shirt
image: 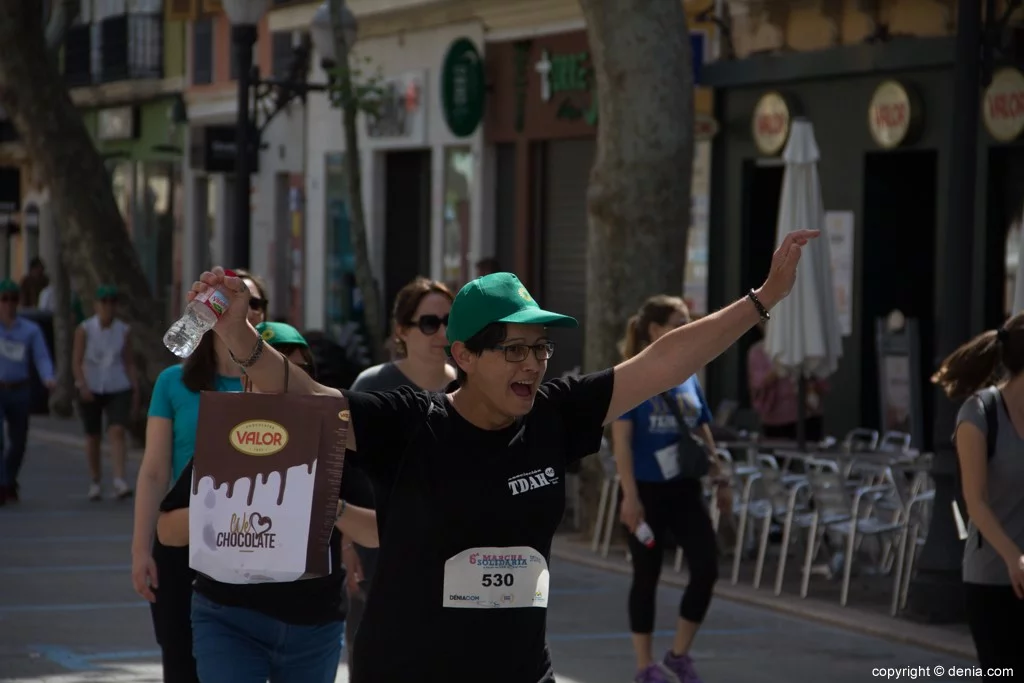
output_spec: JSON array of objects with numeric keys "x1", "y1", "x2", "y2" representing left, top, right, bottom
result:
[{"x1": 130, "y1": 270, "x2": 267, "y2": 683}]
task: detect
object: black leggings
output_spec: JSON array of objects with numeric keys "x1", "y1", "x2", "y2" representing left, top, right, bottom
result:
[
  {"x1": 964, "y1": 582, "x2": 1024, "y2": 676},
  {"x1": 149, "y1": 540, "x2": 199, "y2": 683},
  {"x1": 623, "y1": 477, "x2": 718, "y2": 633}
]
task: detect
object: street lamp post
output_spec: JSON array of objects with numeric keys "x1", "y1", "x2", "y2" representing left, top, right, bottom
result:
[{"x1": 223, "y1": 0, "x2": 272, "y2": 270}]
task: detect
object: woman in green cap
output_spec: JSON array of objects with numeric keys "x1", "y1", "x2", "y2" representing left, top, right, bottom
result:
[
  {"x1": 156, "y1": 321, "x2": 379, "y2": 683},
  {"x1": 184, "y1": 228, "x2": 818, "y2": 683}
]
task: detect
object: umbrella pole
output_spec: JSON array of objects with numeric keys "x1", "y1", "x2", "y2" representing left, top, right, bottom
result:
[{"x1": 797, "y1": 375, "x2": 807, "y2": 451}]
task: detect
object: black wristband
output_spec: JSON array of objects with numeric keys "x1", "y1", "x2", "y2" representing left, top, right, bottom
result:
[{"x1": 747, "y1": 289, "x2": 770, "y2": 322}]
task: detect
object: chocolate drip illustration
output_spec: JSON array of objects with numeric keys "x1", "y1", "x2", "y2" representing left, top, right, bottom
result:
[{"x1": 191, "y1": 391, "x2": 350, "y2": 581}]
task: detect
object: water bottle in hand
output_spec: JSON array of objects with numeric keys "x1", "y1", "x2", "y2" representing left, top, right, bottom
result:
[
  {"x1": 163, "y1": 270, "x2": 236, "y2": 358},
  {"x1": 634, "y1": 521, "x2": 655, "y2": 549}
]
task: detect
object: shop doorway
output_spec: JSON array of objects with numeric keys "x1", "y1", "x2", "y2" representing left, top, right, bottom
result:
[
  {"x1": 861, "y1": 150, "x2": 937, "y2": 446},
  {"x1": 383, "y1": 149, "x2": 431, "y2": 334},
  {"x1": 737, "y1": 160, "x2": 784, "y2": 406},
  {"x1": 984, "y1": 146, "x2": 1024, "y2": 329}
]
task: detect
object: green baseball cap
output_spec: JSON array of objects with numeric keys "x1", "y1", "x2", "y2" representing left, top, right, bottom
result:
[
  {"x1": 445, "y1": 272, "x2": 577, "y2": 352},
  {"x1": 0, "y1": 279, "x2": 17, "y2": 294},
  {"x1": 95, "y1": 284, "x2": 118, "y2": 299},
  {"x1": 256, "y1": 321, "x2": 308, "y2": 348}
]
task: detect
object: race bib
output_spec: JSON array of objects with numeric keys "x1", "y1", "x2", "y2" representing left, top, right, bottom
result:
[
  {"x1": 0, "y1": 339, "x2": 26, "y2": 363},
  {"x1": 653, "y1": 443, "x2": 681, "y2": 480},
  {"x1": 442, "y1": 546, "x2": 550, "y2": 609}
]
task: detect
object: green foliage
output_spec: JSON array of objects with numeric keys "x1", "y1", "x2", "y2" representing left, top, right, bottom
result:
[{"x1": 324, "y1": 55, "x2": 386, "y2": 117}]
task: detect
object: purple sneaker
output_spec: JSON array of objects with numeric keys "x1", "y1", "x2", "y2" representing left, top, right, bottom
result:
[
  {"x1": 663, "y1": 651, "x2": 703, "y2": 683},
  {"x1": 634, "y1": 663, "x2": 680, "y2": 683}
]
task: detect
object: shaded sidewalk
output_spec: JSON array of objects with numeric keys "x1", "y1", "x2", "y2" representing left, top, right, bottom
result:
[{"x1": 551, "y1": 533, "x2": 975, "y2": 660}]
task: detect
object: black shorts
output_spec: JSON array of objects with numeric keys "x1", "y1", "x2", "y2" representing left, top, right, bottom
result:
[{"x1": 80, "y1": 390, "x2": 133, "y2": 436}]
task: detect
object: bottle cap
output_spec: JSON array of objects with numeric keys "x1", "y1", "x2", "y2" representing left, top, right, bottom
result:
[{"x1": 224, "y1": 269, "x2": 237, "y2": 277}]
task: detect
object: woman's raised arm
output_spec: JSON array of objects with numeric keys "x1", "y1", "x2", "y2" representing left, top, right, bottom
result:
[{"x1": 603, "y1": 230, "x2": 818, "y2": 425}]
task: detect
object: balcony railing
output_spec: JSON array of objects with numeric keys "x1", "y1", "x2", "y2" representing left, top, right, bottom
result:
[
  {"x1": 63, "y1": 11, "x2": 163, "y2": 87},
  {"x1": 98, "y1": 12, "x2": 163, "y2": 82}
]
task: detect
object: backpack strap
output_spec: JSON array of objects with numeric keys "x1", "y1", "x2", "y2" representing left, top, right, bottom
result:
[{"x1": 978, "y1": 386, "x2": 1000, "y2": 462}]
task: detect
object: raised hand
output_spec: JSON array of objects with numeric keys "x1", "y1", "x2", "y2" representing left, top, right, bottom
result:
[
  {"x1": 759, "y1": 229, "x2": 820, "y2": 308},
  {"x1": 186, "y1": 266, "x2": 252, "y2": 331}
]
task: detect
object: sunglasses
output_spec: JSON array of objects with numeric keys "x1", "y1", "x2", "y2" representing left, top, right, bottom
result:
[
  {"x1": 409, "y1": 314, "x2": 449, "y2": 335},
  {"x1": 249, "y1": 297, "x2": 266, "y2": 311},
  {"x1": 0, "y1": 295, "x2": 17, "y2": 304}
]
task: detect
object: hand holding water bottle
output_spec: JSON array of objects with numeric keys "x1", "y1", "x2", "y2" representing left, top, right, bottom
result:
[
  {"x1": 164, "y1": 267, "x2": 253, "y2": 358},
  {"x1": 186, "y1": 267, "x2": 251, "y2": 327}
]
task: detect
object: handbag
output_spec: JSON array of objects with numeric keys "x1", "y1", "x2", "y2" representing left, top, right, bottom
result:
[{"x1": 659, "y1": 391, "x2": 711, "y2": 480}]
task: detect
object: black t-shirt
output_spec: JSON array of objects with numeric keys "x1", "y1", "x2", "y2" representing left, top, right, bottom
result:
[
  {"x1": 346, "y1": 369, "x2": 614, "y2": 683},
  {"x1": 159, "y1": 454, "x2": 363, "y2": 625}
]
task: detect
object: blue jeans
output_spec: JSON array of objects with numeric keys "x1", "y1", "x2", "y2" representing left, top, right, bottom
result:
[
  {"x1": 191, "y1": 592, "x2": 344, "y2": 683},
  {"x1": 0, "y1": 385, "x2": 31, "y2": 488}
]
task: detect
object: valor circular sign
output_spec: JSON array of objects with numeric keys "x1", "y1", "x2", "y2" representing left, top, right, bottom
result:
[
  {"x1": 751, "y1": 92, "x2": 791, "y2": 156},
  {"x1": 441, "y1": 38, "x2": 486, "y2": 138},
  {"x1": 983, "y1": 67, "x2": 1024, "y2": 142},
  {"x1": 868, "y1": 80, "x2": 913, "y2": 148}
]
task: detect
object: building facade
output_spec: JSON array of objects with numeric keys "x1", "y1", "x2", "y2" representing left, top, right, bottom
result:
[
  {"x1": 300, "y1": 15, "x2": 487, "y2": 340},
  {"x1": 178, "y1": 0, "x2": 307, "y2": 322},
  {"x1": 702, "y1": 0, "x2": 1024, "y2": 448},
  {"x1": 483, "y1": 18, "x2": 717, "y2": 378},
  {"x1": 26, "y1": 0, "x2": 191, "y2": 323}
]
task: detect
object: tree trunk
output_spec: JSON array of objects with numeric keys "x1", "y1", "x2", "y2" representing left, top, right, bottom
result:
[
  {"x1": 329, "y1": 0, "x2": 386, "y2": 365},
  {"x1": 577, "y1": 0, "x2": 695, "y2": 533},
  {"x1": 40, "y1": 2, "x2": 81, "y2": 420},
  {"x1": 0, "y1": 0, "x2": 172, "y2": 387}
]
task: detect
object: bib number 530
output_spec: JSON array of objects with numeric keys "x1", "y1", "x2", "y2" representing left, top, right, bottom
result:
[{"x1": 481, "y1": 573, "x2": 514, "y2": 587}]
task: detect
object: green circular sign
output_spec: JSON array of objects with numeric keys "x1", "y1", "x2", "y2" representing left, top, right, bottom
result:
[{"x1": 441, "y1": 38, "x2": 485, "y2": 138}]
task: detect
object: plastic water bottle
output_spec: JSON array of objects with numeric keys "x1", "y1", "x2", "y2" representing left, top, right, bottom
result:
[
  {"x1": 163, "y1": 273, "x2": 235, "y2": 358},
  {"x1": 634, "y1": 521, "x2": 655, "y2": 549}
]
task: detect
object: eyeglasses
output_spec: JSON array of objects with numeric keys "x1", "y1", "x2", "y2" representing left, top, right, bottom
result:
[
  {"x1": 249, "y1": 297, "x2": 266, "y2": 311},
  {"x1": 409, "y1": 314, "x2": 449, "y2": 336},
  {"x1": 491, "y1": 341, "x2": 555, "y2": 363}
]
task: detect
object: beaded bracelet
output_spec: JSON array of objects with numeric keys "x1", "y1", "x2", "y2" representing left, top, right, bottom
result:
[
  {"x1": 747, "y1": 289, "x2": 770, "y2": 323},
  {"x1": 229, "y1": 335, "x2": 265, "y2": 369}
]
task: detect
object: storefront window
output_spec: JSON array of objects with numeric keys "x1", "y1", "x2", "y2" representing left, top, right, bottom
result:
[
  {"x1": 442, "y1": 147, "x2": 473, "y2": 289},
  {"x1": 1006, "y1": 220, "x2": 1021, "y2": 319},
  {"x1": 684, "y1": 140, "x2": 711, "y2": 317},
  {"x1": 106, "y1": 159, "x2": 183, "y2": 326}
]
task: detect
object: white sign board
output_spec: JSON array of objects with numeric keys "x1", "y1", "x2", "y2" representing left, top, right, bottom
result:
[{"x1": 825, "y1": 211, "x2": 854, "y2": 337}]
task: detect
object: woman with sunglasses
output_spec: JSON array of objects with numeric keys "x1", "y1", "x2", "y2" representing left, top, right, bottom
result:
[
  {"x1": 72, "y1": 284, "x2": 139, "y2": 501},
  {"x1": 131, "y1": 269, "x2": 267, "y2": 683},
  {"x1": 612, "y1": 295, "x2": 728, "y2": 683},
  {"x1": 155, "y1": 321, "x2": 379, "y2": 683},
  {"x1": 343, "y1": 277, "x2": 456, "y2": 666},
  {"x1": 184, "y1": 230, "x2": 815, "y2": 683}
]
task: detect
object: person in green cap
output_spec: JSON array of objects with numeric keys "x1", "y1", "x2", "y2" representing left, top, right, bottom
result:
[
  {"x1": 73, "y1": 285, "x2": 138, "y2": 501},
  {"x1": 183, "y1": 228, "x2": 819, "y2": 683},
  {"x1": 0, "y1": 278, "x2": 55, "y2": 505}
]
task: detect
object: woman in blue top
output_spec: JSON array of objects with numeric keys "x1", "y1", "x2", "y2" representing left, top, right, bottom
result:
[
  {"x1": 130, "y1": 270, "x2": 268, "y2": 683},
  {"x1": 612, "y1": 295, "x2": 730, "y2": 683}
]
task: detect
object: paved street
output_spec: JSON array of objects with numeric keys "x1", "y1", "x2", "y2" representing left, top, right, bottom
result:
[{"x1": 1, "y1": 429, "x2": 984, "y2": 682}]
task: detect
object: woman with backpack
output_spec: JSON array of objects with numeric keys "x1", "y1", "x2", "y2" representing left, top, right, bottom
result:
[
  {"x1": 611, "y1": 295, "x2": 730, "y2": 683},
  {"x1": 932, "y1": 313, "x2": 1024, "y2": 674}
]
